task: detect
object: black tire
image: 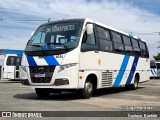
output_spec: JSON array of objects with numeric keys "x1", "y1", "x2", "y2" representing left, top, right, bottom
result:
[
  {"x1": 80, "y1": 80, "x2": 93, "y2": 99},
  {"x1": 35, "y1": 88, "x2": 51, "y2": 98},
  {"x1": 126, "y1": 75, "x2": 139, "y2": 90}
]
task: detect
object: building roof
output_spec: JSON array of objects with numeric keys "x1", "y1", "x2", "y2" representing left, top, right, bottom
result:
[{"x1": 0, "y1": 49, "x2": 24, "y2": 56}]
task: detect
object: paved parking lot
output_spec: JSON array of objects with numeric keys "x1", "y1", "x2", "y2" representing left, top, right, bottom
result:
[{"x1": 0, "y1": 79, "x2": 160, "y2": 119}]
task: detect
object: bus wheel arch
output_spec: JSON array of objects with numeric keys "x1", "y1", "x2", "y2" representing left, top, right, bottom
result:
[
  {"x1": 80, "y1": 74, "x2": 98, "y2": 99},
  {"x1": 126, "y1": 73, "x2": 140, "y2": 90},
  {"x1": 132, "y1": 73, "x2": 140, "y2": 90},
  {"x1": 85, "y1": 74, "x2": 98, "y2": 90}
]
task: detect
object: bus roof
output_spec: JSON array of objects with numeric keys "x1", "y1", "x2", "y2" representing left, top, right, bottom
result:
[
  {"x1": 86, "y1": 18, "x2": 146, "y2": 42},
  {"x1": 39, "y1": 18, "x2": 146, "y2": 42},
  {"x1": 40, "y1": 18, "x2": 85, "y2": 26},
  {"x1": 0, "y1": 49, "x2": 24, "y2": 56}
]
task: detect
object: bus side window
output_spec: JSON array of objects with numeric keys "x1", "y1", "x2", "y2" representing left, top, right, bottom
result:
[
  {"x1": 81, "y1": 24, "x2": 97, "y2": 51},
  {"x1": 97, "y1": 26, "x2": 113, "y2": 52},
  {"x1": 139, "y1": 41, "x2": 149, "y2": 58},
  {"x1": 10, "y1": 58, "x2": 14, "y2": 65},
  {"x1": 111, "y1": 31, "x2": 124, "y2": 53},
  {"x1": 122, "y1": 35, "x2": 133, "y2": 55},
  {"x1": 7, "y1": 56, "x2": 15, "y2": 66},
  {"x1": 131, "y1": 38, "x2": 141, "y2": 56},
  {"x1": 16, "y1": 57, "x2": 22, "y2": 66}
]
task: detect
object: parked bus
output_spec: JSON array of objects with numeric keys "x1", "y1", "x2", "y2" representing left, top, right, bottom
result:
[
  {"x1": 156, "y1": 62, "x2": 160, "y2": 78},
  {"x1": 20, "y1": 18, "x2": 150, "y2": 98},
  {"x1": 150, "y1": 60, "x2": 160, "y2": 78},
  {"x1": 0, "y1": 54, "x2": 22, "y2": 80}
]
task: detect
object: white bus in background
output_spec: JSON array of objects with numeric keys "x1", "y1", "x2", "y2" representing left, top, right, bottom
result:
[
  {"x1": 20, "y1": 18, "x2": 150, "y2": 98},
  {"x1": 0, "y1": 54, "x2": 22, "y2": 80},
  {"x1": 150, "y1": 60, "x2": 160, "y2": 78},
  {"x1": 157, "y1": 62, "x2": 160, "y2": 78}
]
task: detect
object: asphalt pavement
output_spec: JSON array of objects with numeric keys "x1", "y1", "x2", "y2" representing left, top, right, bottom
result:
[{"x1": 0, "y1": 79, "x2": 159, "y2": 120}]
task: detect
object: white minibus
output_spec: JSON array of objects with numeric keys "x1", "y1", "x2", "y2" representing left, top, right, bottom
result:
[{"x1": 20, "y1": 18, "x2": 150, "y2": 98}]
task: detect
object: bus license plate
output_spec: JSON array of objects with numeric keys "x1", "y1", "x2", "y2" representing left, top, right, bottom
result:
[{"x1": 35, "y1": 73, "x2": 45, "y2": 78}]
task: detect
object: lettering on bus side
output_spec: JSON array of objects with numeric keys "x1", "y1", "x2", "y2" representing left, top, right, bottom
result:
[{"x1": 55, "y1": 55, "x2": 64, "y2": 58}]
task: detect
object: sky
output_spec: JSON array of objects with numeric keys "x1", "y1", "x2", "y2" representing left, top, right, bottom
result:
[{"x1": 0, "y1": 0, "x2": 160, "y2": 58}]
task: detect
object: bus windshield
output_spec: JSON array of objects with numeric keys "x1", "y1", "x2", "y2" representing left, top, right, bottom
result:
[
  {"x1": 6, "y1": 56, "x2": 22, "y2": 66},
  {"x1": 25, "y1": 22, "x2": 83, "y2": 52},
  {"x1": 150, "y1": 61, "x2": 156, "y2": 68}
]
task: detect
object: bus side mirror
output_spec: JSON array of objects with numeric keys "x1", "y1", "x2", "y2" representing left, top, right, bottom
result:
[
  {"x1": 26, "y1": 40, "x2": 31, "y2": 45},
  {"x1": 86, "y1": 24, "x2": 93, "y2": 35}
]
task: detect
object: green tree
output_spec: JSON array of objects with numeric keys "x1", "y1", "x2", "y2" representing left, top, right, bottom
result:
[{"x1": 153, "y1": 53, "x2": 160, "y2": 61}]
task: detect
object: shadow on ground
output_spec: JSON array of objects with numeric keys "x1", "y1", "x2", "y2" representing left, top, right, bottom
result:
[
  {"x1": 13, "y1": 87, "x2": 144, "y2": 101},
  {"x1": 0, "y1": 79, "x2": 21, "y2": 83}
]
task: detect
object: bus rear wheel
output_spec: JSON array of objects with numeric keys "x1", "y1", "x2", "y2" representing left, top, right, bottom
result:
[
  {"x1": 35, "y1": 88, "x2": 51, "y2": 98},
  {"x1": 80, "y1": 80, "x2": 93, "y2": 99},
  {"x1": 126, "y1": 75, "x2": 139, "y2": 90}
]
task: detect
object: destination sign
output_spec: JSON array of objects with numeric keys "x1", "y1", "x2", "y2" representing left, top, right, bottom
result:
[{"x1": 46, "y1": 24, "x2": 75, "y2": 33}]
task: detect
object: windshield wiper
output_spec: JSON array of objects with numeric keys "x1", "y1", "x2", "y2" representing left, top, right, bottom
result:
[
  {"x1": 46, "y1": 43, "x2": 69, "y2": 50},
  {"x1": 29, "y1": 44, "x2": 44, "y2": 50}
]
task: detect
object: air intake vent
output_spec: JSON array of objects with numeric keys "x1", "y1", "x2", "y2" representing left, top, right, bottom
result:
[
  {"x1": 101, "y1": 71, "x2": 113, "y2": 87},
  {"x1": 29, "y1": 66, "x2": 55, "y2": 83},
  {"x1": 29, "y1": 66, "x2": 55, "y2": 73},
  {"x1": 31, "y1": 77, "x2": 52, "y2": 83}
]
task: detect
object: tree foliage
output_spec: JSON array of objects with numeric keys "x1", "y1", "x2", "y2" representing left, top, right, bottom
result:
[{"x1": 153, "y1": 53, "x2": 160, "y2": 61}]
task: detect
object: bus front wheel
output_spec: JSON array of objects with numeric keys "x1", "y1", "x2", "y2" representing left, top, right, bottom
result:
[
  {"x1": 80, "y1": 80, "x2": 93, "y2": 99},
  {"x1": 35, "y1": 88, "x2": 51, "y2": 98}
]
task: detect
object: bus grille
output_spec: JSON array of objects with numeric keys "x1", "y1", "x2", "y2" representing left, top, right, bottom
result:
[
  {"x1": 31, "y1": 77, "x2": 52, "y2": 83},
  {"x1": 29, "y1": 66, "x2": 55, "y2": 83},
  {"x1": 29, "y1": 66, "x2": 55, "y2": 73},
  {"x1": 101, "y1": 71, "x2": 113, "y2": 87}
]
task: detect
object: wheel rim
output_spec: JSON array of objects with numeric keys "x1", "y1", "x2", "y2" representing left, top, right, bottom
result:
[
  {"x1": 134, "y1": 78, "x2": 138, "y2": 88},
  {"x1": 84, "y1": 82, "x2": 93, "y2": 93}
]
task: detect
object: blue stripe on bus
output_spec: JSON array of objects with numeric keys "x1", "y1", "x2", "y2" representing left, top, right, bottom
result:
[
  {"x1": 113, "y1": 55, "x2": 130, "y2": 87},
  {"x1": 126, "y1": 57, "x2": 139, "y2": 85},
  {"x1": 153, "y1": 69, "x2": 157, "y2": 75},
  {"x1": 152, "y1": 69, "x2": 155, "y2": 75},
  {"x1": 151, "y1": 69, "x2": 155, "y2": 75},
  {"x1": 27, "y1": 56, "x2": 37, "y2": 66},
  {"x1": 44, "y1": 56, "x2": 59, "y2": 66}
]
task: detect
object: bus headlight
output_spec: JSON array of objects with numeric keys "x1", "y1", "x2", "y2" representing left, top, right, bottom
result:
[
  {"x1": 58, "y1": 63, "x2": 77, "y2": 72},
  {"x1": 21, "y1": 66, "x2": 27, "y2": 72}
]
